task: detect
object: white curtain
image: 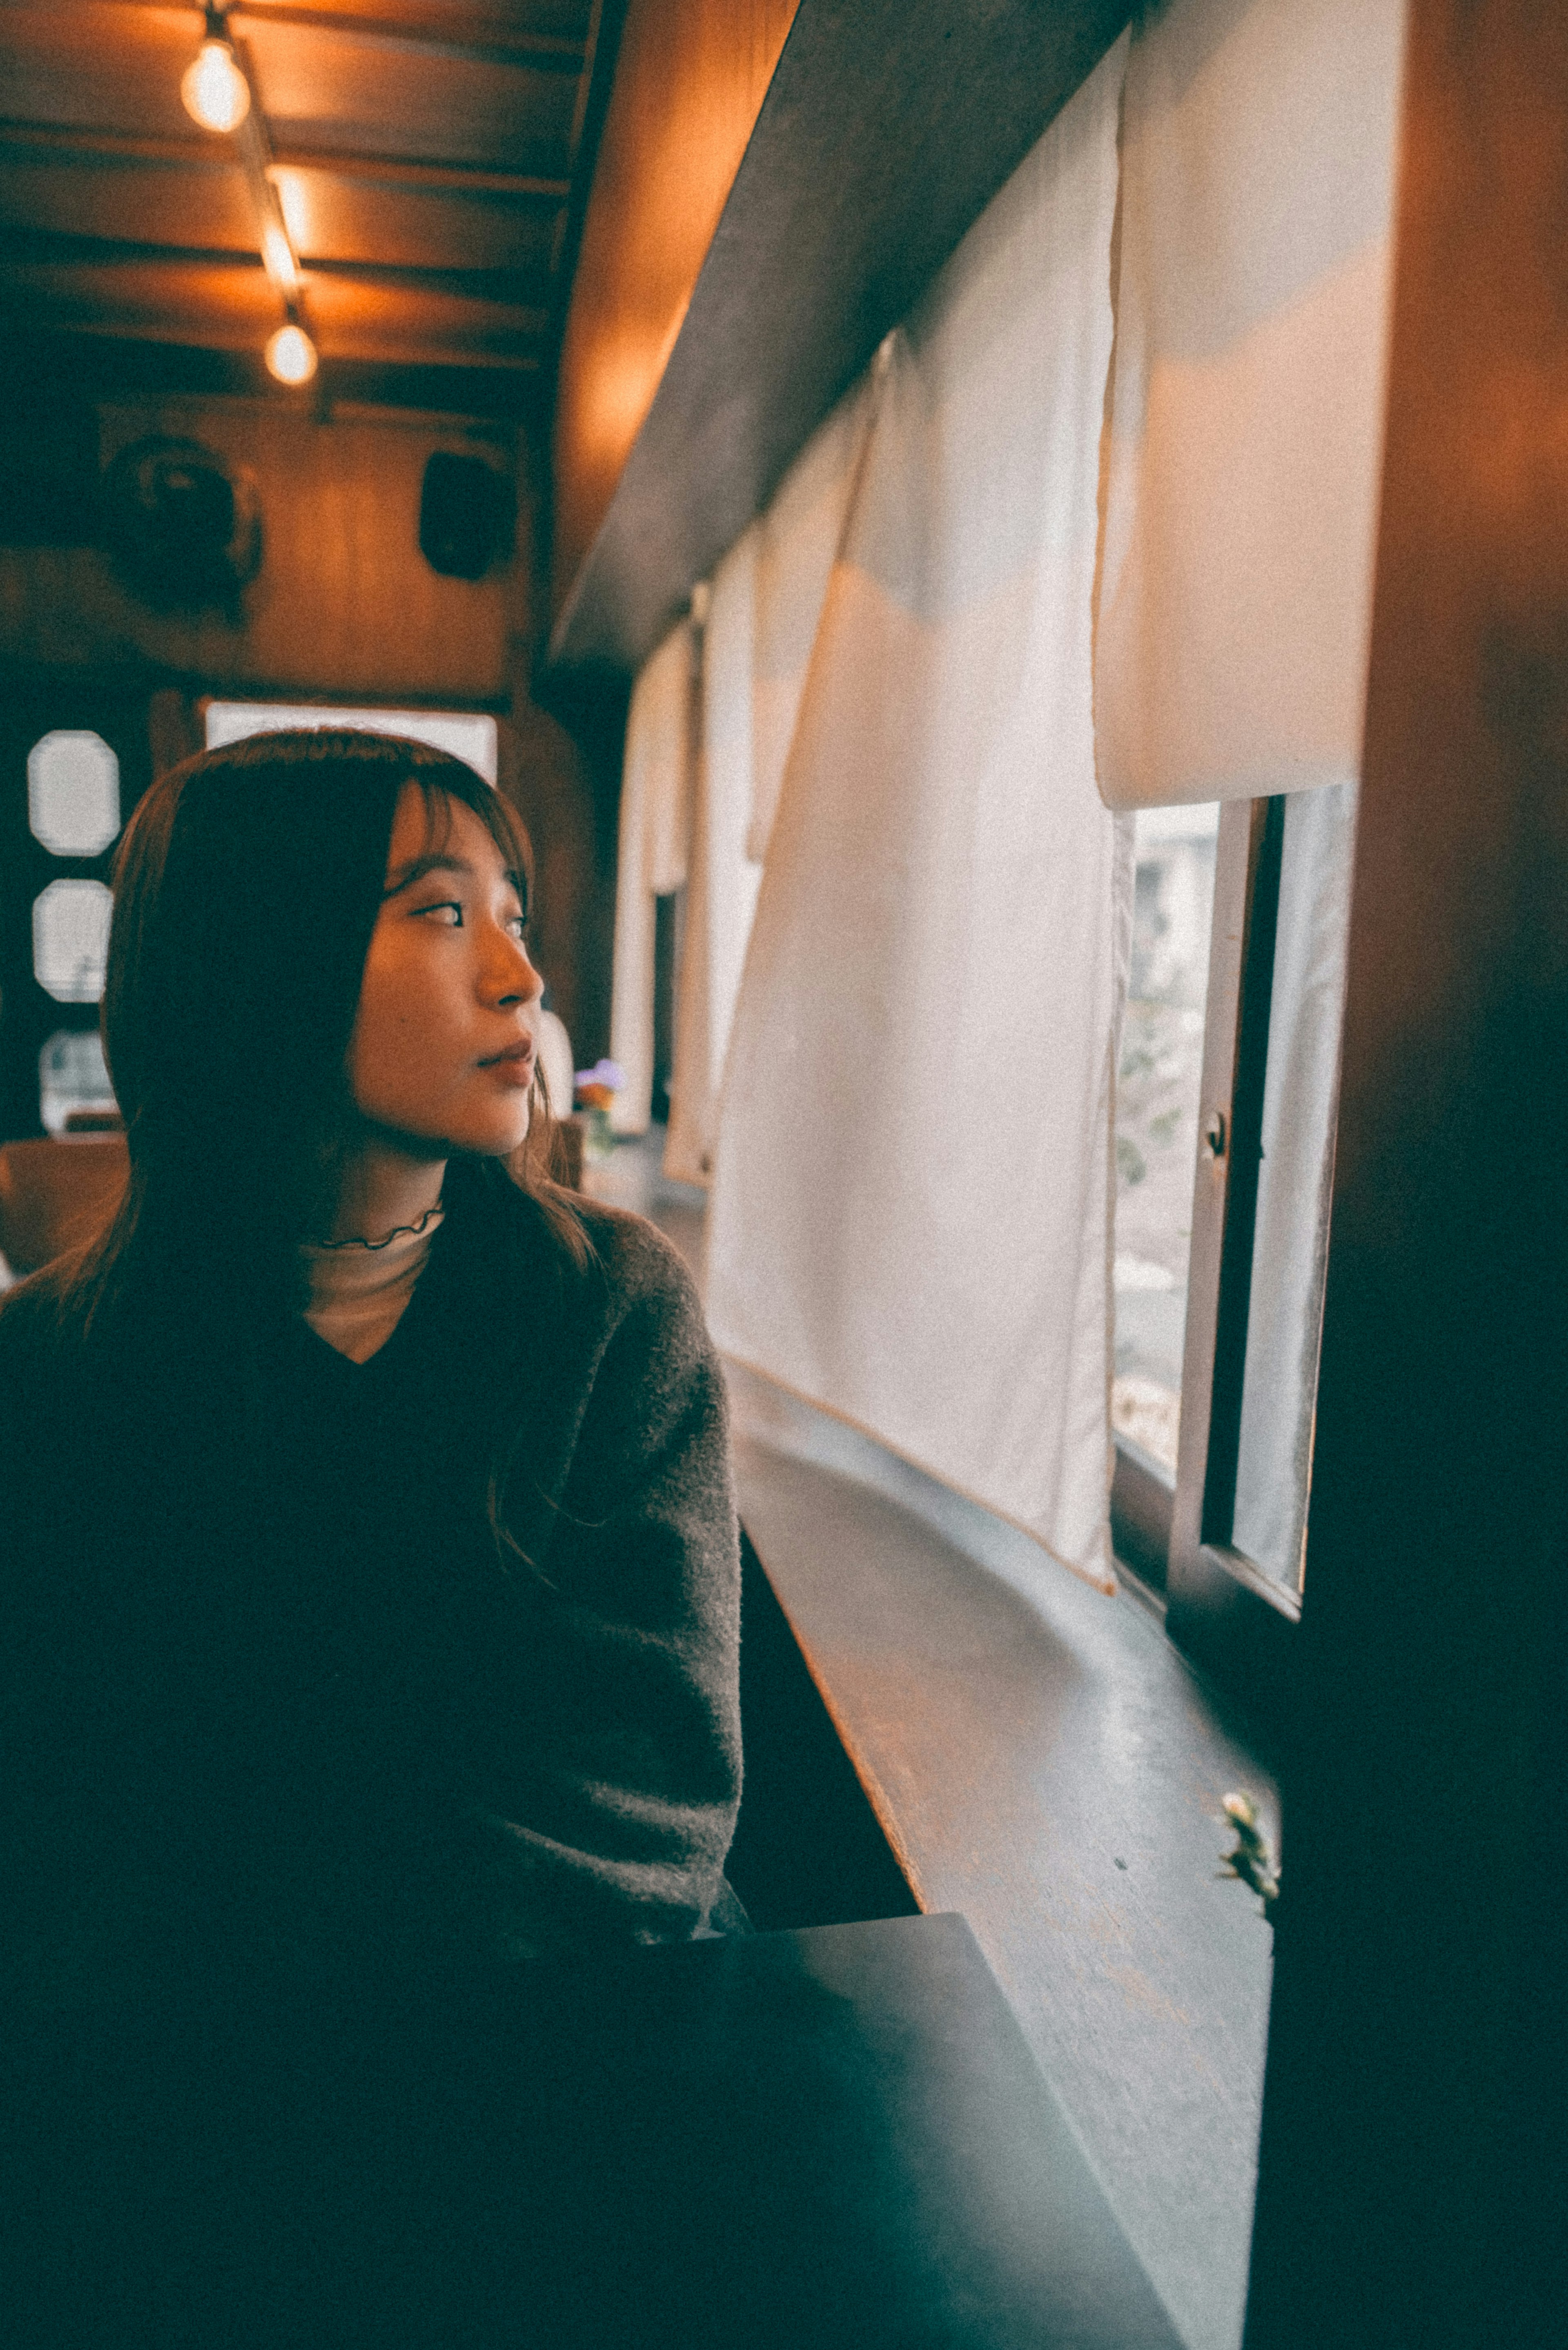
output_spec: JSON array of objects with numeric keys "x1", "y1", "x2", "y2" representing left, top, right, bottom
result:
[
  {"x1": 608, "y1": 616, "x2": 696, "y2": 1135},
  {"x1": 665, "y1": 532, "x2": 764, "y2": 1184},
  {"x1": 1094, "y1": 0, "x2": 1407, "y2": 809},
  {"x1": 708, "y1": 38, "x2": 1130, "y2": 1591},
  {"x1": 750, "y1": 375, "x2": 878, "y2": 867}
]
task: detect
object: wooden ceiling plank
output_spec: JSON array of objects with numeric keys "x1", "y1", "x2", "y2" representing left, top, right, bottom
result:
[
  {"x1": 0, "y1": 249, "x2": 550, "y2": 333},
  {"x1": 0, "y1": 310, "x2": 543, "y2": 375},
  {"x1": 0, "y1": 150, "x2": 559, "y2": 280},
  {"x1": 232, "y1": 1, "x2": 586, "y2": 73},
  {"x1": 0, "y1": 324, "x2": 545, "y2": 419},
  {"x1": 89, "y1": 0, "x2": 589, "y2": 73},
  {"x1": 0, "y1": 5, "x2": 579, "y2": 178},
  {"x1": 275, "y1": 148, "x2": 568, "y2": 200},
  {"x1": 0, "y1": 119, "x2": 570, "y2": 201},
  {"x1": 0, "y1": 223, "x2": 552, "y2": 310}
]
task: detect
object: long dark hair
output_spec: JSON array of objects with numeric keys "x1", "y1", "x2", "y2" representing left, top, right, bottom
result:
[{"x1": 45, "y1": 726, "x2": 586, "y2": 1346}]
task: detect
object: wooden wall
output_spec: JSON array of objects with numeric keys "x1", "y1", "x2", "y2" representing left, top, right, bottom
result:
[
  {"x1": 1, "y1": 400, "x2": 519, "y2": 699},
  {"x1": 1243, "y1": 3, "x2": 1568, "y2": 2341},
  {"x1": 0, "y1": 395, "x2": 615, "y2": 1057},
  {"x1": 550, "y1": 0, "x2": 798, "y2": 617}
]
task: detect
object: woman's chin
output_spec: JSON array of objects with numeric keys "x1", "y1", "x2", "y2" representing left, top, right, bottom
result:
[{"x1": 456, "y1": 1106, "x2": 534, "y2": 1159}]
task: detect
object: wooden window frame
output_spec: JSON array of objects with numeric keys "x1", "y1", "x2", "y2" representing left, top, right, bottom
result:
[{"x1": 1111, "y1": 796, "x2": 1310, "y2": 1731}]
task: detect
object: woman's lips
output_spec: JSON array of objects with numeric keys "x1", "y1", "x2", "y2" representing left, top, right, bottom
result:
[{"x1": 481, "y1": 1041, "x2": 535, "y2": 1079}]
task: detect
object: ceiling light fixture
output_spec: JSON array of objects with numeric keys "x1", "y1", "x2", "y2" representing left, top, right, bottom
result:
[
  {"x1": 181, "y1": 10, "x2": 251, "y2": 134},
  {"x1": 265, "y1": 317, "x2": 318, "y2": 386},
  {"x1": 176, "y1": 9, "x2": 320, "y2": 390}
]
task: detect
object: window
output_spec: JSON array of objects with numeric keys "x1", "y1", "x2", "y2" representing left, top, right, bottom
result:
[
  {"x1": 1114, "y1": 804, "x2": 1220, "y2": 1475},
  {"x1": 32, "y1": 877, "x2": 113, "y2": 1005},
  {"x1": 39, "y1": 1028, "x2": 117, "y2": 1136},
  {"x1": 203, "y1": 702, "x2": 499, "y2": 783},
  {"x1": 28, "y1": 731, "x2": 120, "y2": 857},
  {"x1": 1113, "y1": 786, "x2": 1358, "y2": 1715},
  {"x1": 4, "y1": 715, "x2": 134, "y2": 1139}
]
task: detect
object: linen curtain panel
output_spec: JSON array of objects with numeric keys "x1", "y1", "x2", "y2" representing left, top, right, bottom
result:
[
  {"x1": 750, "y1": 376, "x2": 878, "y2": 868},
  {"x1": 708, "y1": 38, "x2": 1130, "y2": 1590},
  {"x1": 608, "y1": 616, "x2": 695, "y2": 1135},
  {"x1": 1094, "y1": 0, "x2": 1407, "y2": 809},
  {"x1": 661, "y1": 372, "x2": 877, "y2": 1182},
  {"x1": 664, "y1": 530, "x2": 764, "y2": 1184}
]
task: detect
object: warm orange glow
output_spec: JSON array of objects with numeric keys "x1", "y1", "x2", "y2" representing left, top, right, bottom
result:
[
  {"x1": 261, "y1": 217, "x2": 301, "y2": 295},
  {"x1": 265, "y1": 322, "x2": 318, "y2": 385},
  {"x1": 579, "y1": 316, "x2": 687, "y2": 470},
  {"x1": 181, "y1": 38, "x2": 251, "y2": 134},
  {"x1": 551, "y1": 0, "x2": 801, "y2": 613},
  {"x1": 273, "y1": 170, "x2": 311, "y2": 253}
]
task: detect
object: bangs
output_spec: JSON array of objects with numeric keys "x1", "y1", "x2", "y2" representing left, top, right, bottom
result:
[{"x1": 411, "y1": 773, "x2": 532, "y2": 916}]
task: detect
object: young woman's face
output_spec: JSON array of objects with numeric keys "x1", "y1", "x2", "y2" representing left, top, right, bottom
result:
[{"x1": 346, "y1": 782, "x2": 542, "y2": 1158}]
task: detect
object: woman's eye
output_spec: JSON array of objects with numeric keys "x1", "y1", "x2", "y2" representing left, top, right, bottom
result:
[{"x1": 416, "y1": 900, "x2": 463, "y2": 926}]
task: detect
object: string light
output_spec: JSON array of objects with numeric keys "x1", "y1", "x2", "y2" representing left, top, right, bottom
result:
[
  {"x1": 181, "y1": 19, "x2": 250, "y2": 134},
  {"x1": 260, "y1": 214, "x2": 301, "y2": 297},
  {"x1": 180, "y1": 8, "x2": 320, "y2": 388},
  {"x1": 265, "y1": 321, "x2": 318, "y2": 386}
]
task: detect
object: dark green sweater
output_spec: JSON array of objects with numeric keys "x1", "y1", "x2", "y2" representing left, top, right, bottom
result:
[{"x1": 0, "y1": 1164, "x2": 742, "y2": 2000}]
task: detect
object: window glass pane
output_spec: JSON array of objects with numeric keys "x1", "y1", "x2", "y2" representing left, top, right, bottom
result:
[
  {"x1": 40, "y1": 1029, "x2": 118, "y2": 1136},
  {"x1": 33, "y1": 878, "x2": 113, "y2": 1003},
  {"x1": 1114, "y1": 803, "x2": 1220, "y2": 1472},
  {"x1": 1231, "y1": 780, "x2": 1357, "y2": 1593},
  {"x1": 27, "y1": 731, "x2": 120, "y2": 857},
  {"x1": 203, "y1": 703, "x2": 498, "y2": 783}
]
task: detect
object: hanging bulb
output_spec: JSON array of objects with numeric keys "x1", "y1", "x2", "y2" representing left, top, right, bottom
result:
[
  {"x1": 265, "y1": 321, "x2": 317, "y2": 386},
  {"x1": 182, "y1": 37, "x2": 251, "y2": 134}
]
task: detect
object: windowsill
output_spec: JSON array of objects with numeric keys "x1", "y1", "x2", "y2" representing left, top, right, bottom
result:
[{"x1": 588, "y1": 1133, "x2": 1276, "y2": 2350}]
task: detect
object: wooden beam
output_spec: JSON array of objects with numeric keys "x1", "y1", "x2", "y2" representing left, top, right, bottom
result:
[
  {"x1": 0, "y1": 323, "x2": 543, "y2": 413},
  {"x1": 549, "y1": 0, "x2": 1134, "y2": 671},
  {"x1": 1241, "y1": 4, "x2": 1568, "y2": 2344},
  {"x1": 0, "y1": 118, "x2": 570, "y2": 200},
  {"x1": 0, "y1": 256, "x2": 546, "y2": 370},
  {"x1": 2, "y1": 310, "x2": 543, "y2": 375},
  {"x1": 0, "y1": 223, "x2": 551, "y2": 308},
  {"x1": 91, "y1": 0, "x2": 590, "y2": 72},
  {"x1": 549, "y1": 0, "x2": 800, "y2": 621}
]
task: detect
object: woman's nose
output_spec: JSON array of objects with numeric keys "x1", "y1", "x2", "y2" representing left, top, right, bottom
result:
[{"x1": 492, "y1": 931, "x2": 543, "y2": 1006}]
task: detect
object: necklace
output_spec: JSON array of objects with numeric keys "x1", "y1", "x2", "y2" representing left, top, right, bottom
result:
[{"x1": 314, "y1": 1200, "x2": 445, "y2": 1252}]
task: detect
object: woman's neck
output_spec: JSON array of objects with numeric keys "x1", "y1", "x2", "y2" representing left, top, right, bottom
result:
[{"x1": 328, "y1": 1139, "x2": 447, "y2": 1245}]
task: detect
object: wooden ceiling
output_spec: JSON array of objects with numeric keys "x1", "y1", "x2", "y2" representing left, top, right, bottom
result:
[{"x1": 0, "y1": 0, "x2": 616, "y2": 414}]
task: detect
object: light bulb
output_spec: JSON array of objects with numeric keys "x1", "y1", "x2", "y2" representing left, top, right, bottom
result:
[
  {"x1": 181, "y1": 38, "x2": 250, "y2": 134},
  {"x1": 265, "y1": 323, "x2": 317, "y2": 386}
]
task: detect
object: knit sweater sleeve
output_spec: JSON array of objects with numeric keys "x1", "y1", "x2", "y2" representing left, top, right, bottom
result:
[{"x1": 476, "y1": 1215, "x2": 742, "y2": 1952}]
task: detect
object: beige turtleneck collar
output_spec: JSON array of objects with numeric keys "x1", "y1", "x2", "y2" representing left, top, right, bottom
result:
[{"x1": 299, "y1": 1203, "x2": 444, "y2": 1365}]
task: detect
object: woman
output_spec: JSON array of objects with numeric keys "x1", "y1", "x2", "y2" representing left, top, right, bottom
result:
[{"x1": 0, "y1": 728, "x2": 743, "y2": 2002}]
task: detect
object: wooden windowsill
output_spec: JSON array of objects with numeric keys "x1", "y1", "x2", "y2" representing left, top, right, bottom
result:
[{"x1": 726, "y1": 1369, "x2": 1274, "y2": 2350}]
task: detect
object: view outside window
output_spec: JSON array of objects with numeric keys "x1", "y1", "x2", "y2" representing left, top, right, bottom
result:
[
  {"x1": 28, "y1": 730, "x2": 120, "y2": 857},
  {"x1": 32, "y1": 877, "x2": 114, "y2": 1005},
  {"x1": 40, "y1": 1029, "x2": 118, "y2": 1137},
  {"x1": 1114, "y1": 803, "x2": 1220, "y2": 1472},
  {"x1": 204, "y1": 703, "x2": 499, "y2": 783}
]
